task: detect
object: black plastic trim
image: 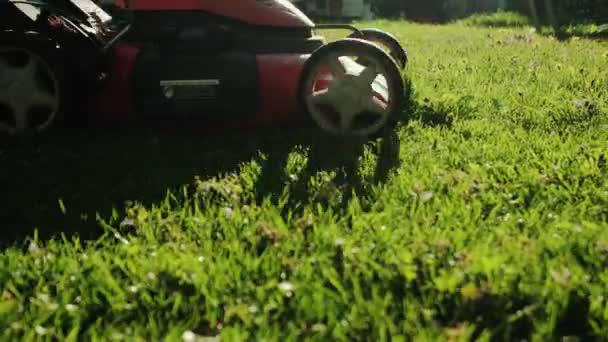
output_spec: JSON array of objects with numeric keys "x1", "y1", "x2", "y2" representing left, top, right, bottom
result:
[
  {"x1": 314, "y1": 23, "x2": 361, "y2": 34},
  {"x1": 121, "y1": 10, "x2": 323, "y2": 54}
]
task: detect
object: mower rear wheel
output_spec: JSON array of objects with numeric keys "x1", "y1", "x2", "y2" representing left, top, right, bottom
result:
[
  {"x1": 0, "y1": 44, "x2": 65, "y2": 138},
  {"x1": 348, "y1": 28, "x2": 408, "y2": 70},
  {"x1": 298, "y1": 38, "x2": 405, "y2": 138}
]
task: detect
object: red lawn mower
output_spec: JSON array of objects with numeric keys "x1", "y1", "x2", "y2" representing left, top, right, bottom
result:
[{"x1": 0, "y1": 0, "x2": 409, "y2": 138}]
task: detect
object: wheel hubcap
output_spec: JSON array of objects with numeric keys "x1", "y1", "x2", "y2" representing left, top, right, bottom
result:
[
  {"x1": 304, "y1": 53, "x2": 392, "y2": 136},
  {"x1": 0, "y1": 47, "x2": 60, "y2": 136}
]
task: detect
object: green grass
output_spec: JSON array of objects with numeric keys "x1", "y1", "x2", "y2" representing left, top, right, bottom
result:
[
  {"x1": 455, "y1": 11, "x2": 532, "y2": 28},
  {"x1": 560, "y1": 22, "x2": 608, "y2": 38},
  {"x1": 456, "y1": 11, "x2": 608, "y2": 39},
  {"x1": 1, "y1": 20, "x2": 608, "y2": 340}
]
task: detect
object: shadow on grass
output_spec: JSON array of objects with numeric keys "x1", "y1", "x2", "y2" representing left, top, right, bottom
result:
[
  {"x1": 553, "y1": 31, "x2": 608, "y2": 41},
  {"x1": 536, "y1": 22, "x2": 608, "y2": 41},
  {"x1": 0, "y1": 120, "x2": 406, "y2": 247},
  {"x1": 252, "y1": 122, "x2": 402, "y2": 214},
  {"x1": 411, "y1": 102, "x2": 456, "y2": 128},
  {"x1": 0, "y1": 77, "x2": 429, "y2": 247},
  {"x1": 0, "y1": 127, "x2": 399, "y2": 244}
]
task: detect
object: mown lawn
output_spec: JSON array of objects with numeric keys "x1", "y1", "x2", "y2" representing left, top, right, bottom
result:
[{"x1": 1, "y1": 17, "x2": 607, "y2": 340}]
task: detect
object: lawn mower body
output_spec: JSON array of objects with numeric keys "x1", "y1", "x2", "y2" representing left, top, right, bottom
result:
[
  {"x1": 1, "y1": 0, "x2": 408, "y2": 136},
  {"x1": 113, "y1": 0, "x2": 315, "y2": 27},
  {"x1": 95, "y1": 0, "x2": 324, "y2": 125},
  {"x1": 96, "y1": 44, "x2": 311, "y2": 126}
]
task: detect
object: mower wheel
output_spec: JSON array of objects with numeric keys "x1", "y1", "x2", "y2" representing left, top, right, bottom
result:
[
  {"x1": 348, "y1": 28, "x2": 408, "y2": 70},
  {"x1": 0, "y1": 36, "x2": 67, "y2": 138},
  {"x1": 298, "y1": 38, "x2": 405, "y2": 138}
]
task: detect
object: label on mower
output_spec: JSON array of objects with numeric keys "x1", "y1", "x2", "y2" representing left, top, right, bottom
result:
[{"x1": 160, "y1": 80, "x2": 220, "y2": 101}]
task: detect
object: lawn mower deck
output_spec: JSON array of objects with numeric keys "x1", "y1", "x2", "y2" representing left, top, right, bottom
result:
[{"x1": 0, "y1": 0, "x2": 409, "y2": 138}]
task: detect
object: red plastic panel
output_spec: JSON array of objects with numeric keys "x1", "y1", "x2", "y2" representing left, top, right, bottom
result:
[
  {"x1": 92, "y1": 48, "x2": 311, "y2": 131},
  {"x1": 253, "y1": 54, "x2": 308, "y2": 124},
  {"x1": 115, "y1": 0, "x2": 314, "y2": 27},
  {"x1": 92, "y1": 43, "x2": 140, "y2": 119}
]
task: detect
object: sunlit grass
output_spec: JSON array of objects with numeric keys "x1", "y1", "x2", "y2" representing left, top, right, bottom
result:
[
  {"x1": 455, "y1": 11, "x2": 531, "y2": 28},
  {"x1": 1, "y1": 20, "x2": 607, "y2": 340}
]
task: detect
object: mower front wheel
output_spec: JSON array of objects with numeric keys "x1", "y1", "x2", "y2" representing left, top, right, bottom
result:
[
  {"x1": 298, "y1": 38, "x2": 405, "y2": 138},
  {"x1": 348, "y1": 28, "x2": 408, "y2": 70}
]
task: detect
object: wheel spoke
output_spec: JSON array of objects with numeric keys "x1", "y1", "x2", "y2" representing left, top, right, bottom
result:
[
  {"x1": 364, "y1": 96, "x2": 388, "y2": 116},
  {"x1": 358, "y1": 64, "x2": 380, "y2": 86},
  {"x1": 335, "y1": 103, "x2": 361, "y2": 132},
  {"x1": 0, "y1": 59, "x2": 16, "y2": 87},
  {"x1": 0, "y1": 94, "x2": 17, "y2": 134},
  {"x1": 18, "y1": 55, "x2": 38, "y2": 81},
  {"x1": 13, "y1": 102, "x2": 29, "y2": 133},
  {"x1": 355, "y1": 56, "x2": 372, "y2": 67},
  {"x1": 307, "y1": 89, "x2": 335, "y2": 107},
  {"x1": 340, "y1": 113, "x2": 355, "y2": 131},
  {"x1": 31, "y1": 91, "x2": 59, "y2": 109},
  {"x1": 327, "y1": 54, "x2": 346, "y2": 78}
]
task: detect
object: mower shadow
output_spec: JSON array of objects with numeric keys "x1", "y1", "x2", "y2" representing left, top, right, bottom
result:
[
  {"x1": 0, "y1": 74, "x2": 425, "y2": 247},
  {"x1": 0, "y1": 117, "x2": 404, "y2": 247},
  {"x1": 253, "y1": 122, "x2": 402, "y2": 212}
]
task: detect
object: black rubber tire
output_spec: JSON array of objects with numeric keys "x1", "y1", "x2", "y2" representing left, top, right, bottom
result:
[
  {"x1": 348, "y1": 28, "x2": 408, "y2": 70},
  {"x1": 297, "y1": 38, "x2": 405, "y2": 138},
  {"x1": 0, "y1": 32, "x2": 68, "y2": 138}
]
